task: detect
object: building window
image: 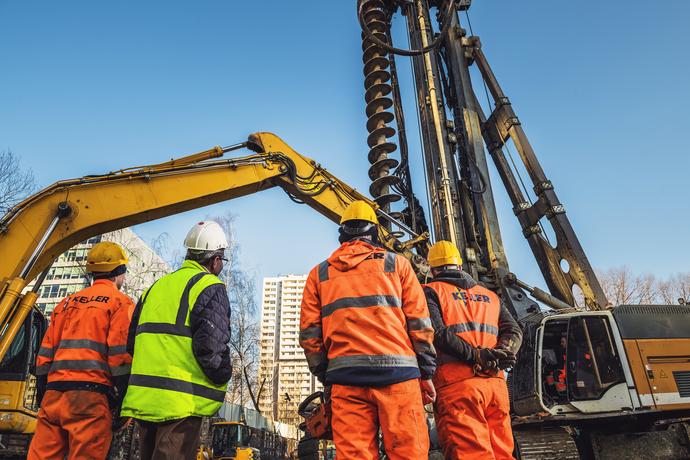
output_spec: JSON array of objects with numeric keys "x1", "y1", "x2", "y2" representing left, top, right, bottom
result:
[
  {"x1": 49, "y1": 286, "x2": 60, "y2": 298},
  {"x1": 71, "y1": 267, "x2": 82, "y2": 279}
]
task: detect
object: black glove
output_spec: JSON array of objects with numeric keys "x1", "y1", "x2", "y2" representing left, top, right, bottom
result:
[
  {"x1": 473, "y1": 347, "x2": 501, "y2": 371},
  {"x1": 108, "y1": 375, "x2": 130, "y2": 413},
  {"x1": 497, "y1": 337, "x2": 521, "y2": 355},
  {"x1": 496, "y1": 349, "x2": 517, "y2": 370},
  {"x1": 474, "y1": 348, "x2": 516, "y2": 372},
  {"x1": 310, "y1": 362, "x2": 328, "y2": 385}
]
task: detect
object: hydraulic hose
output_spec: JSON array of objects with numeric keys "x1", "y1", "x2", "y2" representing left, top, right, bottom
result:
[{"x1": 357, "y1": 0, "x2": 456, "y2": 56}]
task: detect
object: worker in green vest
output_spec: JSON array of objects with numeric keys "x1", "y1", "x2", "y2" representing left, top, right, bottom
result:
[{"x1": 121, "y1": 221, "x2": 232, "y2": 459}]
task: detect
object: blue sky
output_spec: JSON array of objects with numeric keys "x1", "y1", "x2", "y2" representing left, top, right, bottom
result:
[{"x1": 2, "y1": 0, "x2": 688, "y2": 296}]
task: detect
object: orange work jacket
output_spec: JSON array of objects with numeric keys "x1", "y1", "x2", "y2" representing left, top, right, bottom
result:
[
  {"x1": 424, "y1": 280, "x2": 502, "y2": 384},
  {"x1": 300, "y1": 240, "x2": 435, "y2": 386},
  {"x1": 36, "y1": 279, "x2": 134, "y2": 387}
]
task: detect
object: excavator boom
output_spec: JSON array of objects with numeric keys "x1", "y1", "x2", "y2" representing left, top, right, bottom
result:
[
  {"x1": 0, "y1": 132, "x2": 428, "y2": 398},
  {"x1": 0, "y1": 132, "x2": 422, "y2": 287}
]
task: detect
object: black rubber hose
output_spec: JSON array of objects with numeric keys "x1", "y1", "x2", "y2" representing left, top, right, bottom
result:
[{"x1": 357, "y1": 0, "x2": 456, "y2": 57}]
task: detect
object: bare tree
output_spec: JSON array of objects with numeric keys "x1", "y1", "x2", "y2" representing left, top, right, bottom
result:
[
  {"x1": 0, "y1": 150, "x2": 35, "y2": 214},
  {"x1": 103, "y1": 229, "x2": 171, "y2": 300},
  {"x1": 597, "y1": 266, "x2": 659, "y2": 306},
  {"x1": 578, "y1": 267, "x2": 690, "y2": 307},
  {"x1": 210, "y1": 213, "x2": 264, "y2": 412},
  {"x1": 657, "y1": 272, "x2": 690, "y2": 305}
]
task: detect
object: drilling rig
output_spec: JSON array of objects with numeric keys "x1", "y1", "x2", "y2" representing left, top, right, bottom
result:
[
  {"x1": 359, "y1": 0, "x2": 604, "y2": 319},
  {"x1": 353, "y1": 0, "x2": 690, "y2": 458}
]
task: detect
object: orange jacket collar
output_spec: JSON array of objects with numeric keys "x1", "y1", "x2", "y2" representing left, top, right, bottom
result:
[
  {"x1": 327, "y1": 240, "x2": 383, "y2": 271},
  {"x1": 92, "y1": 279, "x2": 117, "y2": 289}
]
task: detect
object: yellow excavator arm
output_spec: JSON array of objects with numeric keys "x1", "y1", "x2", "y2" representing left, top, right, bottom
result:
[{"x1": 0, "y1": 132, "x2": 427, "y2": 362}]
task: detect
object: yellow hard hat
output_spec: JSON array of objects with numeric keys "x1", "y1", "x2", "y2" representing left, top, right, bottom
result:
[
  {"x1": 86, "y1": 241, "x2": 129, "y2": 273},
  {"x1": 427, "y1": 240, "x2": 462, "y2": 268},
  {"x1": 340, "y1": 200, "x2": 378, "y2": 225}
]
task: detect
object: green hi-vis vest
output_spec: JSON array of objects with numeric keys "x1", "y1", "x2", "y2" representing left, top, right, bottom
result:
[{"x1": 120, "y1": 260, "x2": 227, "y2": 422}]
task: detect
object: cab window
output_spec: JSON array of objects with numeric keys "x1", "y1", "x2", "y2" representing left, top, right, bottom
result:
[{"x1": 567, "y1": 316, "x2": 625, "y2": 400}]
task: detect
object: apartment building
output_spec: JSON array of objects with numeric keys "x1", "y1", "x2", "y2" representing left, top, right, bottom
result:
[
  {"x1": 258, "y1": 274, "x2": 322, "y2": 426},
  {"x1": 30, "y1": 228, "x2": 169, "y2": 315}
]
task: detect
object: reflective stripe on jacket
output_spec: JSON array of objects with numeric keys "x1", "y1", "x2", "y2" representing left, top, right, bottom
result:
[
  {"x1": 120, "y1": 260, "x2": 227, "y2": 422},
  {"x1": 36, "y1": 279, "x2": 134, "y2": 387},
  {"x1": 299, "y1": 240, "x2": 435, "y2": 386},
  {"x1": 424, "y1": 280, "x2": 501, "y2": 382}
]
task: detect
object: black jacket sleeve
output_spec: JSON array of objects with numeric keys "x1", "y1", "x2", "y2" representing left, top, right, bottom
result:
[
  {"x1": 497, "y1": 302, "x2": 523, "y2": 354},
  {"x1": 424, "y1": 286, "x2": 476, "y2": 363},
  {"x1": 190, "y1": 283, "x2": 232, "y2": 386}
]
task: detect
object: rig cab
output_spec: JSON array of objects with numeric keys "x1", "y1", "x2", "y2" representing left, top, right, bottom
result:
[{"x1": 511, "y1": 305, "x2": 690, "y2": 458}]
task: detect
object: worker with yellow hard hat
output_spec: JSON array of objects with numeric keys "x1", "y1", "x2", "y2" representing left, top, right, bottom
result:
[
  {"x1": 300, "y1": 200, "x2": 437, "y2": 459},
  {"x1": 423, "y1": 240, "x2": 522, "y2": 459},
  {"x1": 29, "y1": 241, "x2": 134, "y2": 460}
]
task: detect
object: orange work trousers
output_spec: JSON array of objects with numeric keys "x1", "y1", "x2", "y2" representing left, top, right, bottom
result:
[
  {"x1": 434, "y1": 376, "x2": 514, "y2": 460},
  {"x1": 330, "y1": 378, "x2": 429, "y2": 460},
  {"x1": 28, "y1": 390, "x2": 113, "y2": 460}
]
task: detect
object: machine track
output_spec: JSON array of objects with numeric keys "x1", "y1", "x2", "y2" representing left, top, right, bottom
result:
[{"x1": 514, "y1": 426, "x2": 580, "y2": 460}]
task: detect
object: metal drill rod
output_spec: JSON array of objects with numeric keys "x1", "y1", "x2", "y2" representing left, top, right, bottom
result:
[
  {"x1": 376, "y1": 209, "x2": 420, "y2": 238},
  {"x1": 221, "y1": 141, "x2": 249, "y2": 153},
  {"x1": 507, "y1": 274, "x2": 573, "y2": 311},
  {"x1": 19, "y1": 203, "x2": 71, "y2": 279},
  {"x1": 31, "y1": 266, "x2": 53, "y2": 294}
]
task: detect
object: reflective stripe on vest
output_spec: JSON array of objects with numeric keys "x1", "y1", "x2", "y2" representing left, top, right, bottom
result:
[
  {"x1": 425, "y1": 281, "x2": 500, "y2": 350},
  {"x1": 37, "y1": 339, "x2": 125, "y2": 376},
  {"x1": 425, "y1": 280, "x2": 501, "y2": 381},
  {"x1": 327, "y1": 354, "x2": 418, "y2": 372},
  {"x1": 120, "y1": 260, "x2": 226, "y2": 422},
  {"x1": 35, "y1": 280, "x2": 132, "y2": 385}
]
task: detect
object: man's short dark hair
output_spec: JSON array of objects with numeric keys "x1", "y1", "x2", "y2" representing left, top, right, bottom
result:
[
  {"x1": 92, "y1": 264, "x2": 127, "y2": 280},
  {"x1": 186, "y1": 249, "x2": 224, "y2": 265}
]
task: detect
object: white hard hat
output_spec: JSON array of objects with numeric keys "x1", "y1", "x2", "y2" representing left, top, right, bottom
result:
[{"x1": 184, "y1": 221, "x2": 229, "y2": 251}]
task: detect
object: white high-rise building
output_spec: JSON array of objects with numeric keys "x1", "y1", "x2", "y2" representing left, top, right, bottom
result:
[
  {"x1": 30, "y1": 228, "x2": 169, "y2": 315},
  {"x1": 258, "y1": 274, "x2": 322, "y2": 426}
]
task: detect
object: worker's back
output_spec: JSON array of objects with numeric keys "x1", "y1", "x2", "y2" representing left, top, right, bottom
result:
[
  {"x1": 425, "y1": 275, "x2": 502, "y2": 385},
  {"x1": 121, "y1": 260, "x2": 228, "y2": 421},
  {"x1": 36, "y1": 279, "x2": 133, "y2": 387},
  {"x1": 303, "y1": 240, "x2": 426, "y2": 386},
  {"x1": 29, "y1": 240, "x2": 133, "y2": 460}
]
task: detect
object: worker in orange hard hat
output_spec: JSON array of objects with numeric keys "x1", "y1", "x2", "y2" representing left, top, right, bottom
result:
[
  {"x1": 28, "y1": 241, "x2": 134, "y2": 460},
  {"x1": 424, "y1": 241, "x2": 523, "y2": 460},
  {"x1": 299, "y1": 200, "x2": 437, "y2": 460}
]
